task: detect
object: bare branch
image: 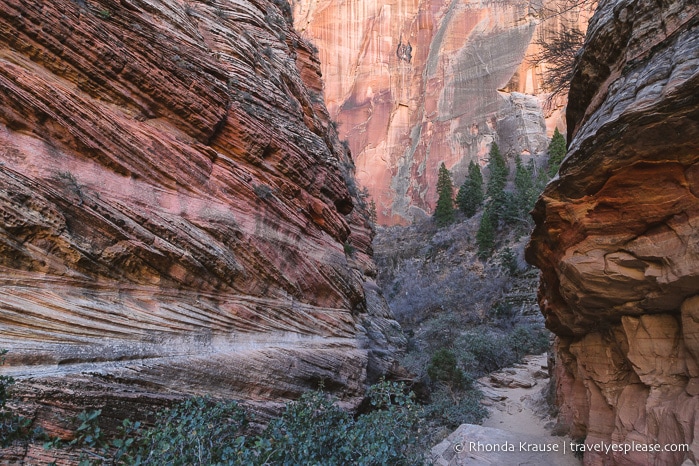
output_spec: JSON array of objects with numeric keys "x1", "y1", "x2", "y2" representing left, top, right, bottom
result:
[{"x1": 529, "y1": 27, "x2": 586, "y2": 108}]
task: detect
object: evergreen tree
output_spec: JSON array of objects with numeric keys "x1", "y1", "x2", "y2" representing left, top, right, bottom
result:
[
  {"x1": 485, "y1": 142, "x2": 508, "y2": 223},
  {"x1": 456, "y1": 160, "x2": 484, "y2": 217},
  {"x1": 504, "y1": 155, "x2": 537, "y2": 226},
  {"x1": 368, "y1": 199, "x2": 378, "y2": 225},
  {"x1": 476, "y1": 208, "x2": 496, "y2": 259},
  {"x1": 434, "y1": 162, "x2": 455, "y2": 227},
  {"x1": 547, "y1": 127, "x2": 566, "y2": 177}
]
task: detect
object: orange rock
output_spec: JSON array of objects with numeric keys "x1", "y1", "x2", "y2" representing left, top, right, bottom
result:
[
  {"x1": 293, "y1": 0, "x2": 594, "y2": 224},
  {"x1": 527, "y1": 0, "x2": 699, "y2": 463}
]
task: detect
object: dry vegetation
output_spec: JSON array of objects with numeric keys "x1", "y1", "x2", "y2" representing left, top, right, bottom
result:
[{"x1": 373, "y1": 213, "x2": 550, "y2": 441}]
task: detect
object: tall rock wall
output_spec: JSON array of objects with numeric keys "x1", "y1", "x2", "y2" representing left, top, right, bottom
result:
[
  {"x1": 292, "y1": 0, "x2": 593, "y2": 224},
  {"x1": 0, "y1": 0, "x2": 403, "y2": 458},
  {"x1": 527, "y1": 0, "x2": 699, "y2": 464}
]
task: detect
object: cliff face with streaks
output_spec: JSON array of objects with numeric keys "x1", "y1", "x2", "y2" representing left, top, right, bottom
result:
[
  {"x1": 526, "y1": 0, "x2": 699, "y2": 463},
  {"x1": 292, "y1": 0, "x2": 593, "y2": 224},
  {"x1": 0, "y1": 0, "x2": 403, "y2": 459}
]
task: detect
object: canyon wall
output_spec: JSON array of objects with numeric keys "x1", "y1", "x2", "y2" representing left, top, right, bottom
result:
[
  {"x1": 292, "y1": 0, "x2": 593, "y2": 224},
  {"x1": 527, "y1": 0, "x2": 699, "y2": 464},
  {"x1": 0, "y1": 0, "x2": 403, "y2": 459}
]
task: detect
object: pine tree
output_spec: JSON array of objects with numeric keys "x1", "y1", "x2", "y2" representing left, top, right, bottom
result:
[
  {"x1": 547, "y1": 128, "x2": 566, "y2": 177},
  {"x1": 476, "y1": 208, "x2": 496, "y2": 259},
  {"x1": 504, "y1": 155, "x2": 537, "y2": 226},
  {"x1": 456, "y1": 160, "x2": 484, "y2": 218},
  {"x1": 434, "y1": 162, "x2": 455, "y2": 227},
  {"x1": 485, "y1": 142, "x2": 508, "y2": 223}
]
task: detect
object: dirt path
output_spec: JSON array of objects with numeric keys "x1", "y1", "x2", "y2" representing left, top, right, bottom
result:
[{"x1": 431, "y1": 354, "x2": 582, "y2": 465}]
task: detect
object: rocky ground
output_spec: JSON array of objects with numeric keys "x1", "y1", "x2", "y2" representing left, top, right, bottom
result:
[{"x1": 432, "y1": 354, "x2": 582, "y2": 466}]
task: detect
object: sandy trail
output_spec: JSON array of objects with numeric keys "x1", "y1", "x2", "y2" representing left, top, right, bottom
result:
[{"x1": 432, "y1": 354, "x2": 582, "y2": 465}]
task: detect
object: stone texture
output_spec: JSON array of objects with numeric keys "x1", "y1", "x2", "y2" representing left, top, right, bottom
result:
[
  {"x1": 527, "y1": 0, "x2": 699, "y2": 463},
  {"x1": 0, "y1": 0, "x2": 404, "y2": 460},
  {"x1": 293, "y1": 0, "x2": 593, "y2": 224}
]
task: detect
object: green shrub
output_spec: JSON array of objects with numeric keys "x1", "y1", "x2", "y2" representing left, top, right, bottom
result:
[
  {"x1": 261, "y1": 380, "x2": 425, "y2": 465},
  {"x1": 427, "y1": 349, "x2": 469, "y2": 389},
  {"x1": 489, "y1": 300, "x2": 516, "y2": 320},
  {"x1": 343, "y1": 241, "x2": 355, "y2": 257},
  {"x1": 1, "y1": 350, "x2": 33, "y2": 447},
  {"x1": 127, "y1": 397, "x2": 248, "y2": 465},
  {"x1": 42, "y1": 381, "x2": 427, "y2": 465},
  {"x1": 368, "y1": 199, "x2": 378, "y2": 225},
  {"x1": 423, "y1": 387, "x2": 487, "y2": 430},
  {"x1": 500, "y1": 247, "x2": 518, "y2": 276},
  {"x1": 456, "y1": 326, "x2": 551, "y2": 376},
  {"x1": 485, "y1": 143, "x2": 508, "y2": 223},
  {"x1": 508, "y1": 326, "x2": 550, "y2": 360},
  {"x1": 457, "y1": 332, "x2": 515, "y2": 374}
]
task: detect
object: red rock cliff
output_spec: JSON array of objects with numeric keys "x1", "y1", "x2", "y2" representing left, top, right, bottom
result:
[
  {"x1": 527, "y1": 0, "x2": 699, "y2": 464},
  {"x1": 0, "y1": 0, "x2": 403, "y2": 457},
  {"x1": 293, "y1": 0, "x2": 593, "y2": 224}
]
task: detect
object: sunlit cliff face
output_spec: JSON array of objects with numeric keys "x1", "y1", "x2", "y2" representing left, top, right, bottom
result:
[{"x1": 293, "y1": 0, "x2": 593, "y2": 225}]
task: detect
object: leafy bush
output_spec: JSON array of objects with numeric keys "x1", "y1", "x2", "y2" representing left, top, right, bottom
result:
[
  {"x1": 343, "y1": 241, "x2": 355, "y2": 256},
  {"x1": 262, "y1": 381, "x2": 425, "y2": 465},
  {"x1": 1, "y1": 349, "x2": 33, "y2": 447},
  {"x1": 484, "y1": 142, "x2": 508, "y2": 223},
  {"x1": 508, "y1": 326, "x2": 550, "y2": 361},
  {"x1": 41, "y1": 381, "x2": 427, "y2": 466},
  {"x1": 427, "y1": 349, "x2": 469, "y2": 389},
  {"x1": 499, "y1": 247, "x2": 519, "y2": 276},
  {"x1": 457, "y1": 331, "x2": 516, "y2": 374},
  {"x1": 128, "y1": 397, "x2": 248, "y2": 465},
  {"x1": 456, "y1": 326, "x2": 550, "y2": 375},
  {"x1": 423, "y1": 387, "x2": 487, "y2": 430}
]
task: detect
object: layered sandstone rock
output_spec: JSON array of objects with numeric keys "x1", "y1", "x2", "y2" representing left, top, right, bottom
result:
[
  {"x1": 293, "y1": 0, "x2": 593, "y2": 224},
  {"x1": 0, "y1": 0, "x2": 403, "y2": 458},
  {"x1": 527, "y1": 0, "x2": 699, "y2": 463}
]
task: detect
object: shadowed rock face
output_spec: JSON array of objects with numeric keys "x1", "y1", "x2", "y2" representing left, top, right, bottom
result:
[
  {"x1": 0, "y1": 0, "x2": 404, "y2": 456},
  {"x1": 527, "y1": 0, "x2": 699, "y2": 463},
  {"x1": 293, "y1": 0, "x2": 593, "y2": 224}
]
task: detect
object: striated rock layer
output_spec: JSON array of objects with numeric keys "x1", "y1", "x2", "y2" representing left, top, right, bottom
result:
[
  {"x1": 527, "y1": 0, "x2": 699, "y2": 464},
  {"x1": 0, "y1": 0, "x2": 404, "y2": 458},
  {"x1": 293, "y1": 0, "x2": 593, "y2": 224}
]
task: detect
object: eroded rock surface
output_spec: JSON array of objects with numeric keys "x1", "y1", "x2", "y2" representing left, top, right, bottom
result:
[
  {"x1": 0, "y1": 0, "x2": 403, "y2": 459},
  {"x1": 527, "y1": 0, "x2": 699, "y2": 463},
  {"x1": 293, "y1": 0, "x2": 593, "y2": 224}
]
